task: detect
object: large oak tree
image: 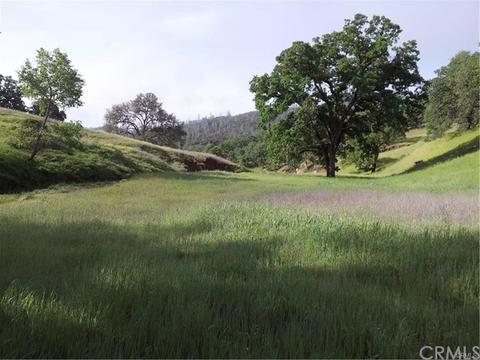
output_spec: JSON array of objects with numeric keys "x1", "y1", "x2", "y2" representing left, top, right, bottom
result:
[{"x1": 250, "y1": 14, "x2": 424, "y2": 177}]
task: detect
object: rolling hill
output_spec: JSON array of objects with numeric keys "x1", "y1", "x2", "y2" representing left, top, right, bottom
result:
[
  {"x1": 0, "y1": 108, "x2": 239, "y2": 192},
  {"x1": 338, "y1": 127, "x2": 479, "y2": 178}
]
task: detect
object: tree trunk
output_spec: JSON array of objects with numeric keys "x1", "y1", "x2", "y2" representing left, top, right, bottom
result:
[
  {"x1": 371, "y1": 153, "x2": 379, "y2": 173},
  {"x1": 324, "y1": 145, "x2": 336, "y2": 177},
  {"x1": 326, "y1": 149, "x2": 336, "y2": 177},
  {"x1": 28, "y1": 101, "x2": 51, "y2": 161}
]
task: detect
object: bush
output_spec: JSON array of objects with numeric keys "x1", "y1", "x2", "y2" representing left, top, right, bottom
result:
[
  {"x1": 343, "y1": 134, "x2": 382, "y2": 173},
  {"x1": 14, "y1": 119, "x2": 83, "y2": 155}
]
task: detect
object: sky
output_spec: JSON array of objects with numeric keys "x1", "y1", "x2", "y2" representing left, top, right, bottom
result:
[{"x1": 0, "y1": 1, "x2": 478, "y2": 127}]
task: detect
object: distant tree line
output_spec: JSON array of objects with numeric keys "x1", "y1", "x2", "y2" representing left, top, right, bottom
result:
[
  {"x1": 184, "y1": 111, "x2": 259, "y2": 146},
  {"x1": 183, "y1": 111, "x2": 294, "y2": 168},
  {"x1": 187, "y1": 133, "x2": 267, "y2": 169}
]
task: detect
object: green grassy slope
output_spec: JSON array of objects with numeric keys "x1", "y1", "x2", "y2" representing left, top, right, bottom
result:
[
  {"x1": 339, "y1": 127, "x2": 479, "y2": 177},
  {"x1": 0, "y1": 108, "x2": 239, "y2": 192}
]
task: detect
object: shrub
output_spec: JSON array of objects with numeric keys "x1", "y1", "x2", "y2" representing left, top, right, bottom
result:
[{"x1": 14, "y1": 119, "x2": 83, "y2": 156}]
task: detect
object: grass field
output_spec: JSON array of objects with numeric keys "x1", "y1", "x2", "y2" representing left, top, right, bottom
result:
[{"x1": 0, "y1": 165, "x2": 478, "y2": 357}]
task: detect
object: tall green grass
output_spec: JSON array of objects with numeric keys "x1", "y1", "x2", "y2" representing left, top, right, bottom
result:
[{"x1": 0, "y1": 172, "x2": 478, "y2": 358}]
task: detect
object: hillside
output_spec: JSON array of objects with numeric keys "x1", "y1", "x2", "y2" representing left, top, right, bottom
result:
[
  {"x1": 338, "y1": 127, "x2": 479, "y2": 178},
  {"x1": 184, "y1": 111, "x2": 259, "y2": 146},
  {"x1": 0, "y1": 108, "x2": 239, "y2": 192}
]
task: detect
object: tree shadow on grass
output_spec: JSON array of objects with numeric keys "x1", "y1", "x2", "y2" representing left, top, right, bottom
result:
[
  {"x1": 375, "y1": 156, "x2": 400, "y2": 171},
  {"x1": 401, "y1": 135, "x2": 424, "y2": 144},
  {"x1": 0, "y1": 216, "x2": 477, "y2": 358}
]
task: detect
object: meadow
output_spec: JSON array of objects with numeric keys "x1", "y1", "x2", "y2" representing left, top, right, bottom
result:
[
  {"x1": 1, "y1": 8, "x2": 478, "y2": 358},
  {"x1": 0, "y1": 167, "x2": 478, "y2": 358}
]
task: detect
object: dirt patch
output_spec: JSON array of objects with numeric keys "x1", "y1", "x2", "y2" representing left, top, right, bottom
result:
[
  {"x1": 140, "y1": 145, "x2": 240, "y2": 173},
  {"x1": 203, "y1": 156, "x2": 239, "y2": 171},
  {"x1": 295, "y1": 160, "x2": 325, "y2": 174},
  {"x1": 182, "y1": 155, "x2": 239, "y2": 172}
]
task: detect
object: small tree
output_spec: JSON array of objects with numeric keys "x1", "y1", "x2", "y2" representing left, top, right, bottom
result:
[
  {"x1": 250, "y1": 14, "x2": 424, "y2": 177},
  {"x1": 18, "y1": 48, "x2": 84, "y2": 160},
  {"x1": 0, "y1": 74, "x2": 26, "y2": 111},
  {"x1": 343, "y1": 126, "x2": 400, "y2": 173},
  {"x1": 425, "y1": 51, "x2": 479, "y2": 137},
  {"x1": 104, "y1": 93, "x2": 185, "y2": 147}
]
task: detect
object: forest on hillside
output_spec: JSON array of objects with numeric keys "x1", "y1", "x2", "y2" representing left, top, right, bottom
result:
[{"x1": 184, "y1": 111, "x2": 259, "y2": 146}]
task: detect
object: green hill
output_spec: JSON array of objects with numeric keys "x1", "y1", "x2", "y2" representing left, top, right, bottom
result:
[
  {"x1": 338, "y1": 127, "x2": 479, "y2": 177},
  {"x1": 0, "y1": 108, "x2": 239, "y2": 192}
]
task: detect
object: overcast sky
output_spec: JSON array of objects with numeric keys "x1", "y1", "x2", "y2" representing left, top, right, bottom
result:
[{"x1": 0, "y1": 1, "x2": 478, "y2": 127}]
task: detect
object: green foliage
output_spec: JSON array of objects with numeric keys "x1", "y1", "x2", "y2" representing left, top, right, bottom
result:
[
  {"x1": 263, "y1": 114, "x2": 313, "y2": 169},
  {"x1": 342, "y1": 126, "x2": 402, "y2": 172},
  {"x1": 343, "y1": 133, "x2": 383, "y2": 172},
  {"x1": 250, "y1": 14, "x2": 424, "y2": 176},
  {"x1": 29, "y1": 100, "x2": 67, "y2": 121},
  {"x1": 104, "y1": 93, "x2": 185, "y2": 147},
  {"x1": 18, "y1": 48, "x2": 84, "y2": 116},
  {"x1": 0, "y1": 74, "x2": 25, "y2": 111},
  {"x1": 209, "y1": 134, "x2": 267, "y2": 168},
  {"x1": 14, "y1": 119, "x2": 83, "y2": 160},
  {"x1": 425, "y1": 51, "x2": 479, "y2": 137}
]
